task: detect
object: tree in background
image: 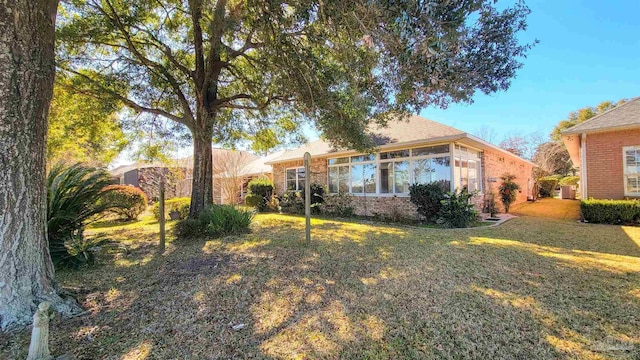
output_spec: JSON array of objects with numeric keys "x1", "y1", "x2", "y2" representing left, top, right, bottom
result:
[
  {"x1": 551, "y1": 99, "x2": 628, "y2": 141},
  {"x1": 48, "y1": 75, "x2": 129, "y2": 166},
  {"x1": 57, "y1": 0, "x2": 535, "y2": 217},
  {"x1": 0, "y1": 0, "x2": 82, "y2": 330},
  {"x1": 498, "y1": 130, "x2": 544, "y2": 160},
  {"x1": 532, "y1": 141, "x2": 574, "y2": 177},
  {"x1": 473, "y1": 125, "x2": 499, "y2": 144},
  {"x1": 213, "y1": 150, "x2": 255, "y2": 205}
]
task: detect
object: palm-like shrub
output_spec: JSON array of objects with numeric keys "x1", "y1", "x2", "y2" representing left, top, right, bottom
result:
[
  {"x1": 47, "y1": 163, "x2": 115, "y2": 267},
  {"x1": 498, "y1": 174, "x2": 521, "y2": 213},
  {"x1": 175, "y1": 204, "x2": 253, "y2": 239}
]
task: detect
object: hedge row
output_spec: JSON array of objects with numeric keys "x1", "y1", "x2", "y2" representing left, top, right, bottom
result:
[{"x1": 581, "y1": 199, "x2": 640, "y2": 224}]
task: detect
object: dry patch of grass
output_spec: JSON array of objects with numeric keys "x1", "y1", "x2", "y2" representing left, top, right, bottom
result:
[
  {"x1": 511, "y1": 198, "x2": 582, "y2": 220},
  {"x1": 2, "y1": 213, "x2": 640, "y2": 359}
]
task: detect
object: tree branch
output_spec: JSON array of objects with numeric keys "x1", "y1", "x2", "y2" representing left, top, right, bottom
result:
[
  {"x1": 62, "y1": 67, "x2": 192, "y2": 128},
  {"x1": 100, "y1": 0, "x2": 195, "y2": 122}
]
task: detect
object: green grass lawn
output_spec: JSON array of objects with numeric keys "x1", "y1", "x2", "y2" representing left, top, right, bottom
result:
[{"x1": 2, "y1": 212, "x2": 640, "y2": 359}]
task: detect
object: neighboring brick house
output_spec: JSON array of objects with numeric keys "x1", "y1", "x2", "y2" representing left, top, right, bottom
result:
[
  {"x1": 110, "y1": 161, "x2": 190, "y2": 202},
  {"x1": 111, "y1": 148, "x2": 272, "y2": 204},
  {"x1": 266, "y1": 115, "x2": 536, "y2": 218},
  {"x1": 562, "y1": 97, "x2": 640, "y2": 200}
]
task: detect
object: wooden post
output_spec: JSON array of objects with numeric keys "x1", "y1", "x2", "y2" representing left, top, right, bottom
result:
[
  {"x1": 158, "y1": 179, "x2": 166, "y2": 253},
  {"x1": 304, "y1": 152, "x2": 311, "y2": 244}
]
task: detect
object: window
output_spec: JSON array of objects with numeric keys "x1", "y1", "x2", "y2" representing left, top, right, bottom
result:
[
  {"x1": 286, "y1": 167, "x2": 305, "y2": 191},
  {"x1": 326, "y1": 143, "x2": 458, "y2": 195},
  {"x1": 351, "y1": 163, "x2": 377, "y2": 194},
  {"x1": 454, "y1": 145, "x2": 482, "y2": 192},
  {"x1": 624, "y1": 146, "x2": 640, "y2": 196},
  {"x1": 412, "y1": 157, "x2": 451, "y2": 188}
]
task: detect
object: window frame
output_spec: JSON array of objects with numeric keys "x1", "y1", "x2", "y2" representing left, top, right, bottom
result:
[
  {"x1": 326, "y1": 142, "x2": 456, "y2": 196},
  {"x1": 285, "y1": 166, "x2": 306, "y2": 192},
  {"x1": 623, "y1": 145, "x2": 640, "y2": 196}
]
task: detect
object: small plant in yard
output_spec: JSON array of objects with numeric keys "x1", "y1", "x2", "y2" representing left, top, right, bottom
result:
[
  {"x1": 101, "y1": 185, "x2": 148, "y2": 220},
  {"x1": 321, "y1": 193, "x2": 355, "y2": 217},
  {"x1": 279, "y1": 190, "x2": 304, "y2": 214},
  {"x1": 152, "y1": 197, "x2": 190, "y2": 220},
  {"x1": 47, "y1": 162, "x2": 116, "y2": 267},
  {"x1": 175, "y1": 204, "x2": 254, "y2": 239},
  {"x1": 245, "y1": 177, "x2": 274, "y2": 212},
  {"x1": 483, "y1": 192, "x2": 499, "y2": 217},
  {"x1": 409, "y1": 180, "x2": 448, "y2": 222},
  {"x1": 499, "y1": 174, "x2": 520, "y2": 213},
  {"x1": 437, "y1": 188, "x2": 477, "y2": 228}
]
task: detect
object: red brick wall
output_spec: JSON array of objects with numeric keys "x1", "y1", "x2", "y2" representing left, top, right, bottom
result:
[
  {"x1": 272, "y1": 157, "x2": 328, "y2": 194},
  {"x1": 585, "y1": 128, "x2": 640, "y2": 199},
  {"x1": 481, "y1": 149, "x2": 534, "y2": 212},
  {"x1": 271, "y1": 149, "x2": 535, "y2": 217}
]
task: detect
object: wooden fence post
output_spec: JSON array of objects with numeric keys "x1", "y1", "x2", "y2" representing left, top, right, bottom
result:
[
  {"x1": 158, "y1": 179, "x2": 166, "y2": 253},
  {"x1": 304, "y1": 152, "x2": 311, "y2": 244}
]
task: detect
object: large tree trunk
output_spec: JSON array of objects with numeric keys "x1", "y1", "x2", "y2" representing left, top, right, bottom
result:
[
  {"x1": 189, "y1": 125, "x2": 214, "y2": 218},
  {"x1": 0, "y1": 0, "x2": 79, "y2": 331}
]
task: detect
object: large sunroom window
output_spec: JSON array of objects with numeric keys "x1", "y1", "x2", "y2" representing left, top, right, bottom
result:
[
  {"x1": 327, "y1": 144, "x2": 455, "y2": 195},
  {"x1": 624, "y1": 146, "x2": 640, "y2": 196}
]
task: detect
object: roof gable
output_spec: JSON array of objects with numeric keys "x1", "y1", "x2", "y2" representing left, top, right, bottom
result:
[{"x1": 562, "y1": 97, "x2": 640, "y2": 134}]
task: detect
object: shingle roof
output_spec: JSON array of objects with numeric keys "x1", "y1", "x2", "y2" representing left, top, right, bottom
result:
[
  {"x1": 562, "y1": 97, "x2": 640, "y2": 135},
  {"x1": 267, "y1": 115, "x2": 466, "y2": 163}
]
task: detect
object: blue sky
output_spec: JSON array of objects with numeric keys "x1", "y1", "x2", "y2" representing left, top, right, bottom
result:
[{"x1": 420, "y1": 0, "x2": 640, "y2": 141}]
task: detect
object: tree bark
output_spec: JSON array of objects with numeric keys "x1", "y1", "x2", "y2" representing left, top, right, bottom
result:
[
  {"x1": 189, "y1": 125, "x2": 214, "y2": 217},
  {"x1": 0, "y1": 0, "x2": 79, "y2": 331}
]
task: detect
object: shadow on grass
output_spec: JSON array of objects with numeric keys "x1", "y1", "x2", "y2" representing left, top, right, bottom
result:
[{"x1": 3, "y1": 214, "x2": 640, "y2": 359}]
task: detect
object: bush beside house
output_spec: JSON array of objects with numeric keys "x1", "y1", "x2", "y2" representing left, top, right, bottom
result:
[{"x1": 581, "y1": 199, "x2": 640, "y2": 225}]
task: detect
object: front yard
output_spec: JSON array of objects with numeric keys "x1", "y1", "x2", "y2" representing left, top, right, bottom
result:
[{"x1": 2, "y1": 211, "x2": 640, "y2": 359}]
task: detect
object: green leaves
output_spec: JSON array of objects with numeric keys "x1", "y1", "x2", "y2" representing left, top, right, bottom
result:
[
  {"x1": 57, "y1": 0, "x2": 535, "y2": 153},
  {"x1": 47, "y1": 162, "x2": 116, "y2": 267}
]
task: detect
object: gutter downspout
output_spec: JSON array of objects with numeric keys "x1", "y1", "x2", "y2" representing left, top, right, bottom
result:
[{"x1": 581, "y1": 133, "x2": 587, "y2": 199}]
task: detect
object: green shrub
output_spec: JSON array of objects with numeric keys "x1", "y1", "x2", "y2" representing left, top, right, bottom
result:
[
  {"x1": 102, "y1": 185, "x2": 148, "y2": 220},
  {"x1": 279, "y1": 190, "x2": 304, "y2": 214},
  {"x1": 409, "y1": 181, "x2": 448, "y2": 222},
  {"x1": 437, "y1": 188, "x2": 477, "y2": 228},
  {"x1": 49, "y1": 234, "x2": 109, "y2": 269},
  {"x1": 245, "y1": 194, "x2": 262, "y2": 207},
  {"x1": 175, "y1": 204, "x2": 254, "y2": 238},
  {"x1": 538, "y1": 176, "x2": 559, "y2": 198},
  {"x1": 246, "y1": 177, "x2": 274, "y2": 211},
  {"x1": 47, "y1": 162, "x2": 115, "y2": 268},
  {"x1": 559, "y1": 176, "x2": 580, "y2": 186},
  {"x1": 581, "y1": 199, "x2": 640, "y2": 224},
  {"x1": 498, "y1": 174, "x2": 520, "y2": 213},
  {"x1": 301, "y1": 183, "x2": 325, "y2": 214},
  {"x1": 321, "y1": 193, "x2": 355, "y2": 217},
  {"x1": 152, "y1": 197, "x2": 190, "y2": 220}
]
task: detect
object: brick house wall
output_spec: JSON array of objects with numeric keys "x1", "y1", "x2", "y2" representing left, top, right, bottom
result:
[
  {"x1": 271, "y1": 145, "x2": 534, "y2": 218},
  {"x1": 272, "y1": 157, "x2": 328, "y2": 193},
  {"x1": 585, "y1": 128, "x2": 640, "y2": 199},
  {"x1": 481, "y1": 149, "x2": 534, "y2": 212}
]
